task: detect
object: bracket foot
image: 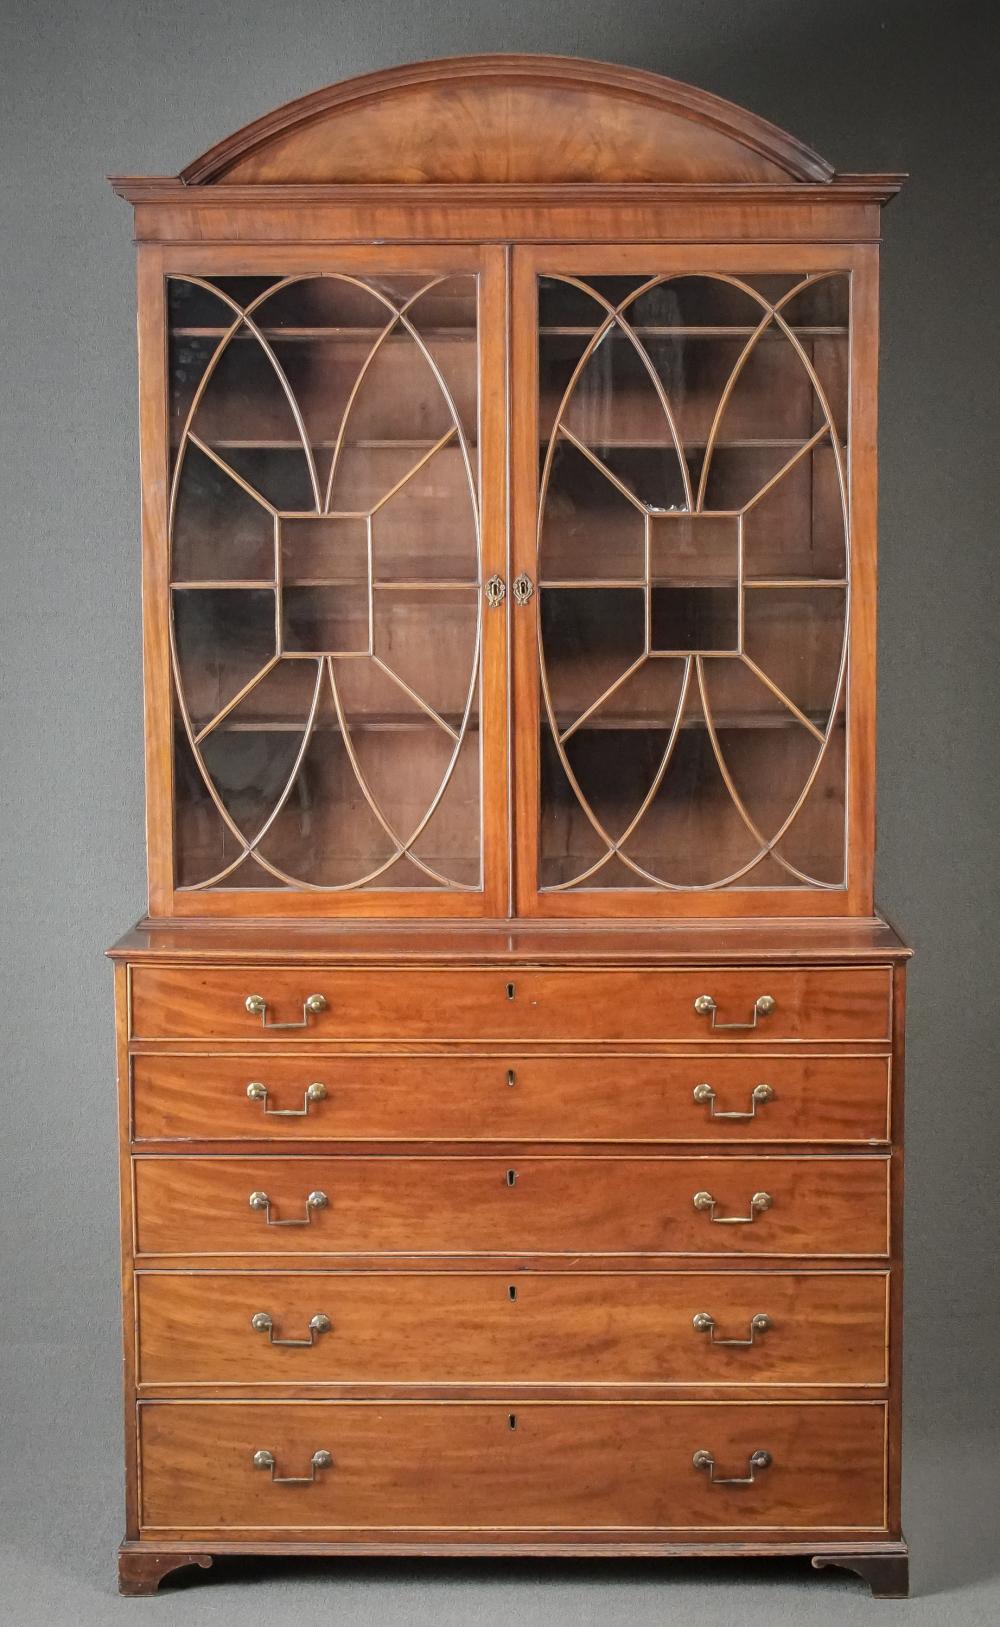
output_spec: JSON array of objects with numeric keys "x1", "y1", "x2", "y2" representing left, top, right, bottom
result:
[
  {"x1": 118, "y1": 1549, "x2": 213, "y2": 1596},
  {"x1": 812, "y1": 1550, "x2": 909, "y2": 1599}
]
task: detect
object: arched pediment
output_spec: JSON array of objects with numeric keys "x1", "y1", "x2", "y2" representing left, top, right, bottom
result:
[{"x1": 180, "y1": 54, "x2": 835, "y2": 186}]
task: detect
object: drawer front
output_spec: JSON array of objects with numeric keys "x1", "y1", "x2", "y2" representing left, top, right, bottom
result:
[
  {"x1": 132, "y1": 1053, "x2": 891, "y2": 1144},
  {"x1": 138, "y1": 1400, "x2": 887, "y2": 1534},
  {"x1": 136, "y1": 1270, "x2": 889, "y2": 1387},
  {"x1": 134, "y1": 1156, "x2": 889, "y2": 1257},
  {"x1": 129, "y1": 965, "x2": 892, "y2": 1042}
]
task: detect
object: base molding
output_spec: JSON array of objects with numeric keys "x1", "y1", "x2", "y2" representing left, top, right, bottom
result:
[{"x1": 118, "y1": 1538, "x2": 908, "y2": 1596}]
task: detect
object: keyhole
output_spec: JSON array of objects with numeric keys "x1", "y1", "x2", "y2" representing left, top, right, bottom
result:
[
  {"x1": 508, "y1": 1284, "x2": 518, "y2": 1302},
  {"x1": 506, "y1": 982, "x2": 516, "y2": 1000},
  {"x1": 508, "y1": 1413, "x2": 518, "y2": 1431},
  {"x1": 506, "y1": 1068, "x2": 516, "y2": 1089},
  {"x1": 505, "y1": 1169, "x2": 517, "y2": 1188}
]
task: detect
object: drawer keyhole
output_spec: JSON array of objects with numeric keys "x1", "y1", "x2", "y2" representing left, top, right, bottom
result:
[
  {"x1": 505, "y1": 982, "x2": 516, "y2": 1000},
  {"x1": 508, "y1": 1284, "x2": 518, "y2": 1302},
  {"x1": 508, "y1": 1413, "x2": 518, "y2": 1431},
  {"x1": 505, "y1": 1168, "x2": 518, "y2": 1188}
]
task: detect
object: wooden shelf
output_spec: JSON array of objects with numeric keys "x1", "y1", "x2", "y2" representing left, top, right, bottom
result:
[
  {"x1": 745, "y1": 578, "x2": 847, "y2": 589},
  {"x1": 540, "y1": 578, "x2": 847, "y2": 591},
  {"x1": 175, "y1": 434, "x2": 819, "y2": 453},
  {"x1": 554, "y1": 710, "x2": 827, "y2": 733},
  {"x1": 540, "y1": 324, "x2": 847, "y2": 338},
  {"x1": 173, "y1": 325, "x2": 843, "y2": 342},
  {"x1": 171, "y1": 580, "x2": 478, "y2": 591},
  {"x1": 172, "y1": 438, "x2": 476, "y2": 451},
  {"x1": 172, "y1": 326, "x2": 477, "y2": 341},
  {"x1": 545, "y1": 436, "x2": 843, "y2": 450},
  {"x1": 204, "y1": 715, "x2": 477, "y2": 734}
]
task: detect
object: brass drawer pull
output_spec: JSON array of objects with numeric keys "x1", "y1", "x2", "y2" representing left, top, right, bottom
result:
[
  {"x1": 484, "y1": 573, "x2": 506, "y2": 608},
  {"x1": 248, "y1": 1189, "x2": 328, "y2": 1226},
  {"x1": 693, "y1": 1311, "x2": 772, "y2": 1346},
  {"x1": 693, "y1": 1189, "x2": 772, "y2": 1224},
  {"x1": 693, "y1": 1081, "x2": 774, "y2": 1120},
  {"x1": 252, "y1": 1448, "x2": 332, "y2": 1484},
  {"x1": 693, "y1": 993, "x2": 775, "y2": 1031},
  {"x1": 246, "y1": 1080, "x2": 328, "y2": 1117},
  {"x1": 693, "y1": 1448, "x2": 771, "y2": 1485},
  {"x1": 244, "y1": 992, "x2": 328, "y2": 1029},
  {"x1": 251, "y1": 1311, "x2": 332, "y2": 1346}
]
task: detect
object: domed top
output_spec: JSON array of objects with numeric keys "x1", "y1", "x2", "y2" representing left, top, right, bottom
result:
[{"x1": 178, "y1": 53, "x2": 837, "y2": 187}]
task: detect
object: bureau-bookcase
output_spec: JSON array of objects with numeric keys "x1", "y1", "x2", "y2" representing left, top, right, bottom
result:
[{"x1": 109, "y1": 54, "x2": 909, "y2": 1598}]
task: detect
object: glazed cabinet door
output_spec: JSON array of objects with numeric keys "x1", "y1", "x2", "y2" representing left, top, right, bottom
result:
[
  {"x1": 511, "y1": 245, "x2": 877, "y2": 918},
  {"x1": 143, "y1": 245, "x2": 507, "y2": 916}
]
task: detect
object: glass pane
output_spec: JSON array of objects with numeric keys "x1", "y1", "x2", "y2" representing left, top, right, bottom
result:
[
  {"x1": 168, "y1": 271, "x2": 482, "y2": 894},
  {"x1": 536, "y1": 270, "x2": 850, "y2": 894}
]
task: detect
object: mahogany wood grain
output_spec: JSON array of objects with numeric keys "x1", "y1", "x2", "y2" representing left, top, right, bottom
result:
[
  {"x1": 117, "y1": 1536, "x2": 908, "y2": 1572},
  {"x1": 137, "y1": 1399, "x2": 888, "y2": 1535},
  {"x1": 476, "y1": 244, "x2": 512, "y2": 918},
  {"x1": 132, "y1": 1154, "x2": 889, "y2": 1259},
  {"x1": 135, "y1": 1269, "x2": 889, "y2": 1388},
  {"x1": 110, "y1": 915, "x2": 911, "y2": 963},
  {"x1": 886, "y1": 964, "x2": 907, "y2": 1538},
  {"x1": 845, "y1": 249, "x2": 880, "y2": 916},
  {"x1": 135, "y1": 249, "x2": 173, "y2": 919},
  {"x1": 176, "y1": 57, "x2": 834, "y2": 187},
  {"x1": 128, "y1": 965, "x2": 891, "y2": 1042},
  {"x1": 118, "y1": 1549, "x2": 212, "y2": 1595},
  {"x1": 108, "y1": 51, "x2": 908, "y2": 1593},
  {"x1": 812, "y1": 1550, "x2": 909, "y2": 1598},
  {"x1": 130, "y1": 1052, "x2": 891, "y2": 1145},
  {"x1": 115, "y1": 964, "x2": 140, "y2": 1541},
  {"x1": 120, "y1": 192, "x2": 892, "y2": 250}
]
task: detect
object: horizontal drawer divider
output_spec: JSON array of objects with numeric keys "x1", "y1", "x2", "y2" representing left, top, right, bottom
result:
[
  {"x1": 129, "y1": 1143, "x2": 894, "y2": 1156},
  {"x1": 132, "y1": 1255, "x2": 899, "y2": 1271}
]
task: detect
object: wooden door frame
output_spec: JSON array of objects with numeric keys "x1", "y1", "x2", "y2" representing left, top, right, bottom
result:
[
  {"x1": 510, "y1": 241, "x2": 878, "y2": 920},
  {"x1": 138, "y1": 241, "x2": 509, "y2": 919}
]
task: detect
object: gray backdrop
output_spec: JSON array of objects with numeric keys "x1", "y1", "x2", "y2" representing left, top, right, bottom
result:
[{"x1": 2, "y1": 1, "x2": 998, "y2": 1621}]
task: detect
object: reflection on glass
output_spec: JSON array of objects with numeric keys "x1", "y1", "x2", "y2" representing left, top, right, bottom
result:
[
  {"x1": 537, "y1": 270, "x2": 850, "y2": 893},
  {"x1": 168, "y1": 271, "x2": 482, "y2": 892}
]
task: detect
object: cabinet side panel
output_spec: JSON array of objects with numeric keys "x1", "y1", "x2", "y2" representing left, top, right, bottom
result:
[
  {"x1": 115, "y1": 962, "x2": 140, "y2": 1539},
  {"x1": 886, "y1": 960, "x2": 907, "y2": 1536},
  {"x1": 845, "y1": 248, "x2": 879, "y2": 914},
  {"x1": 136, "y1": 247, "x2": 175, "y2": 915}
]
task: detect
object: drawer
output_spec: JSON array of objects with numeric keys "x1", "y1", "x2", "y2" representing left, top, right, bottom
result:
[
  {"x1": 133, "y1": 1155, "x2": 889, "y2": 1257},
  {"x1": 135, "y1": 1269, "x2": 889, "y2": 1387},
  {"x1": 129, "y1": 965, "x2": 892, "y2": 1042},
  {"x1": 138, "y1": 1399, "x2": 887, "y2": 1535},
  {"x1": 131, "y1": 1052, "x2": 890, "y2": 1143}
]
